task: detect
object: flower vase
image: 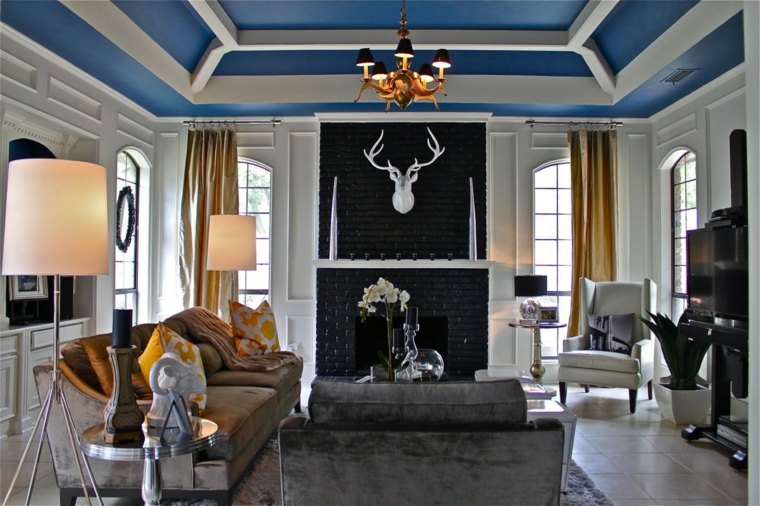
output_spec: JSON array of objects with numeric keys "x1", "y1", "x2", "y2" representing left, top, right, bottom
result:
[{"x1": 386, "y1": 318, "x2": 395, "y2": 382}]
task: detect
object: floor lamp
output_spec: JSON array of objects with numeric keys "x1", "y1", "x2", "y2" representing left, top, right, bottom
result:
[
  {"x1": 2, "y1": 159, "x2": 109, "y2": 506},
  {"x1": 206, "y1": 215, "x2": 257, "y2": 309}
]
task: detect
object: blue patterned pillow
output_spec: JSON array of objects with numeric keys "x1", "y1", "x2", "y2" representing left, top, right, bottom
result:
[{"x1": 588, "y1": 313, "x2": 635, "y2": 355}]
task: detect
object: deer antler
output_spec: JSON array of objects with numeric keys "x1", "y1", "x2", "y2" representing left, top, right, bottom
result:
[
  {"x1": 363, "y1": 130, "x2": 401, "y2": 181},
  {"x1": 405, "y1": 127, "x2": 445, "y2": 181}
]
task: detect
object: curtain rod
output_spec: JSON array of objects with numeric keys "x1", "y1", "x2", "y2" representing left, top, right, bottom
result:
[
  {"x1": 183, "y1": 119, "x2": 281, "y2": 126},
  {"x1": 526, "y1": 120, "x2": 623, "y2": 127}
]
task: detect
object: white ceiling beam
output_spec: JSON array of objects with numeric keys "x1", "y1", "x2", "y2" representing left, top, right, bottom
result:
[
  {"x1": 236, "y1": 29, "x2": 570, "y2": 51},
  {"x1": 567, "y1": 0, "x2": 619, "y2": 95},
  {"x1": 615, "y1": 0, "x2": 743, "y2": 101},
  {"x1": 187, "y1": 0, "x2": 238, "y2": 48},
  {"x1": 60, "y1": 0, "x2": 192, "y2": 100},
  {"x1": 191, "y1": 39, "x2": 230, "y2": 94},
  {"x1": 195, "y1": 74, "x2": 613, "y2": 105}
]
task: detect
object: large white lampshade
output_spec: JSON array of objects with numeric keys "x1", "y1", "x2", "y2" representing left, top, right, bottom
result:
[
  {"x1": 2, "y1": 159, "x2": 109, "y2": 275},
  {"x1": 206, "y1": 214, "x2": 257, "y2": 271}
]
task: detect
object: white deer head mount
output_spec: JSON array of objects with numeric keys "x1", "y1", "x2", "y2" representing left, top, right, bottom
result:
[{"x1": 363, "y1": 127, "x2": 445, "y2": 214}]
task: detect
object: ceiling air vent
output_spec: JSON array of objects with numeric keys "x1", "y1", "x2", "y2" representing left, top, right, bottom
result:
[{"x1": 662, "y1": 68, "x2": 698, "y2": 85}]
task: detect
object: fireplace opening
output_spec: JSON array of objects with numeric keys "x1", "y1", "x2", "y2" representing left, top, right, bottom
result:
[{"x1": 354, "y1": 316, "x2": 449, "y2": 375}]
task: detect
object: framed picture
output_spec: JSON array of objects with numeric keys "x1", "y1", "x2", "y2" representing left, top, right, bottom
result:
[
  {"x1": 9, "y1": 275, "x2": 48, "y2": 300},
  {"x1": 539, "y1": 306, "x2": 559, "y2": 323}
]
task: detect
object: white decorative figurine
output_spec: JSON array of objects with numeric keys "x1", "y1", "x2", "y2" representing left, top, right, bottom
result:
[
  {"x1": 146, "y1": 353, "x2": 203, "y2": 433},
  {"x1": 363, "y1": 127, "x2": 445, "y2": 214}
]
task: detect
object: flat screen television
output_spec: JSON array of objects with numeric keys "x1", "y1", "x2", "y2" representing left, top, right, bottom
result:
[{"x1": 687, "y1": 225, "x2": 748, "y2": 321}]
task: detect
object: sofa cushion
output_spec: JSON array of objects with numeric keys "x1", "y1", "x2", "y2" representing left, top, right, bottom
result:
[
  {"x1": 201, "y1": 385, "x2": 278, "y2": 461},
  {"x1": 206, "y1": 360, "x2": 303, "y2": 391},
  {"x1": 558, "y1": 350, "x2": 640, "y2": 373},
  {"x1": 230, "y1": 300, "x2": 281, "y2": 356},
  {"x1": 308, "y1": 379, "x2": 527, "y2": 425},
  {"x1": 61, "y1": 336, "x2": 107, "y2": 392},
  {"x1": 79, "y1": 335, "x2": 115, "y2": 395}
]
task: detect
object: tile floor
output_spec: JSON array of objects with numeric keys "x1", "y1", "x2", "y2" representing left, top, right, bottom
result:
[{"x1": 0, "y1": 384, "x2": 749, "y2": 505}]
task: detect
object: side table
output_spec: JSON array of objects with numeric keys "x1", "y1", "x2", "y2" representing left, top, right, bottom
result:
[
  {"x1": 80, "y1": 419, "x2": 219, "y2": 505},
  {"x1": 508, "y1": 321, "x2": 567, "y2": 384},
  {"x1": 527, "y1": 399, "x2": 576, "y2": 492}
]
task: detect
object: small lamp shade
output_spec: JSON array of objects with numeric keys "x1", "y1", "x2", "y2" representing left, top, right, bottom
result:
[
  {"x1": 2, "y1": 159, "x2": 109, "y2": 275},
  {"x1": 432, "y1": 49, "x2": 452, "y2": 69},
  {"x1": 394, "y1": 38, "x2": 415, "y2": 59},
  {"x1": 514, "y1": 275, "x2": 547, "y2": 297},
  {"x1": 418, "y1": 63, "x2": 434, "y2": 83},
  {"x1": 206, "y1": 215, "x2": 257, "y2": 271},
  {"x1": 355, "y1": 48, "x2": 375, "y2": 66},
  {"x1": 372, "y1": 61, "x2": 389, "y2": 81}
]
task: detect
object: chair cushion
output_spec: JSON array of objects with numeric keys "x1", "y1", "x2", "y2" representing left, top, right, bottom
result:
[
  {"x1": 559, "y1": 350, "x2": 640, "y2": 373},
  {"x1": 308, "y1": 379, "x2": 527, "y2": 425}
]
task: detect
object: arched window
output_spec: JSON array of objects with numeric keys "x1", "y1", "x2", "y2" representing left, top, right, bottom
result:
[
  {"x1": 671, "y1": 151, "x2": 697, "y2": 319},
  {"x1": 114, "y1": 150, "x2": 141, "y2": 317},
  {"x1": 533, "y1": 160, "x2": 572, "y2": 358},
  {"x1": 237, "y1": 158, "x2": 271, "y2": 306}
]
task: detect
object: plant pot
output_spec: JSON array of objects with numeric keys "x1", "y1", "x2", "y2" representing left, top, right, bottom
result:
[{"x1": 653, "y1": 382, "x2": 710, "y2": 425}]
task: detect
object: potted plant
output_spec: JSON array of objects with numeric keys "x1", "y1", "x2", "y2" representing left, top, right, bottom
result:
[{"x1": 641, "y1": 311, "x2": 712, "y2": 424}]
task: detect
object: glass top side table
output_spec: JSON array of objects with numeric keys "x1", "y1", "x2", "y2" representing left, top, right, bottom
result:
[
  {"x1": 508, "y1": 321, "x2": 567, "y2": 384},
  {"x1": 80, "y1": 419, "x2": 219, "y2": 505}
]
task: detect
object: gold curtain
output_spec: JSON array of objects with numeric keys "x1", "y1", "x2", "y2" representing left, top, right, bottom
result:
[
  {"x1": 179, "y1": 128, "x2": 239, "y2": 320},
  {"x1": 567, "y1": 128, "x2": 618, "y2": 335}
]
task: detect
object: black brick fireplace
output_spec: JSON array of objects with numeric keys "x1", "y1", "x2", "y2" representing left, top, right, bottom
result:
[{"x1": 316, "y1": 122, "x2": 489, "y2": 378}]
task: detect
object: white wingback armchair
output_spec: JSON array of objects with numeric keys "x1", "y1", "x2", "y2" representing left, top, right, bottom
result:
[{"x1": 558, "y1": 277, "x2": 657, "y2": 413}]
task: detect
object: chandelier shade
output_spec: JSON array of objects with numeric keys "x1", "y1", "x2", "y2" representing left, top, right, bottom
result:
[{"x1": 354, "y1": 0, "x2": 451, "y2": 111}]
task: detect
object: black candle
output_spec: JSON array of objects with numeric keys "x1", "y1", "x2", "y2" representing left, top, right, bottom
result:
[
  {"x1": 112, "y1": 309, "x2": 133, "y2": 348},
  {"x1": 405, "y1": 307, "x2": 418, "y2": 326}
]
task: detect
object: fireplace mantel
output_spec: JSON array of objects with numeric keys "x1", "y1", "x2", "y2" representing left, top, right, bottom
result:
[{"x1": 314, "y1": 260, "x2": 493, "y2": 270}]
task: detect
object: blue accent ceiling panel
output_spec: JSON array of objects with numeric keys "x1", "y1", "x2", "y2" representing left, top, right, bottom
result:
[
  {"x1": 112, "y1": 0, "x2": 214, "y2": 72},
  {"x1": 593, "y1": 0, "x2": 699, "y2": 74},
  {"x1": 219, "y1": 0, "x2": 587, "y2": 30},
  {"x1": 215, "y1": 50, "x2": 592, "y2": 77}
]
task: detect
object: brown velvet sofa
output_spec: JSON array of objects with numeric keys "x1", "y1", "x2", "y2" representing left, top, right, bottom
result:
[{"x1": 33, "y1": 307, "x2": 303, "y2": 506}]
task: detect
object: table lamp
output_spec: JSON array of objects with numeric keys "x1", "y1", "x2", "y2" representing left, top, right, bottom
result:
[
  {"x1": 514, "y1": 274, "x2": 547, "y2": 322},
  {"x1": 206, "y1": 215, "x2": 257, "y2": 308},
  {"x1": 2, "y1": 159, "x2": 108, "y2": 506}
]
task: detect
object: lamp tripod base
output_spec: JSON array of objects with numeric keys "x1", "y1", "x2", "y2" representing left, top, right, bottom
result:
[{"x1": 1, "y1": 371, "x2": 103, "y2": 506}]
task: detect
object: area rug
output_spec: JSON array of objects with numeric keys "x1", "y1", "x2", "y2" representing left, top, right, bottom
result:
[{"x1": 176, "y1": 437, "x2": 613, "y2": 506}]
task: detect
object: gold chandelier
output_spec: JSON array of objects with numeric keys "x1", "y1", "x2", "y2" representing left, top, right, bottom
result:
[{"x1": 354, "y1": 0, "x2": 451, "y2": 111}]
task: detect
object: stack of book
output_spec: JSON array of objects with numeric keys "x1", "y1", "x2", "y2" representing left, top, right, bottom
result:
[{"x1": 716, "y1": 416, "x2": 748, "y2": 449}]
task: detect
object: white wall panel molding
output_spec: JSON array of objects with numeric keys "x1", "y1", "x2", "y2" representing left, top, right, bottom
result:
[
  {"x1": 530, "y1": 132, "x2": 568, "y2": 150},
  {"x1": 285, "y1": 316, "x2": 316, "y2": 368},
  {"x1": 286, "y1": 131, "x2": 317, "y2": 302},
  {"x1": 236, "y1": 131, "x2": 275, "y2": 149},
  {"x1": 155, "y1": 132, "x2": 182, "y2": 307},
  {"x1": 117, "y1": 113, "x2": 154, "y2": 147},
  {"x1": 0, "y1": 51, "x2": 37, "y2": 91},
  {"x1": 48, "y1": 76, "x2": 102, "y2": 123},
  {"x1": 618, "y1": 132, "x2": 651, "y2": 281},
  {"x1": 655, "y1": 113, "x2": 698, "y2": 148}
]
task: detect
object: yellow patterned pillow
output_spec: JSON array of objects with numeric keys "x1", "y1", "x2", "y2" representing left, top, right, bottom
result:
[
  {"x1": 230, "y1": 300, "x2": 281, "y2": 356},
  {"x1": 137, "y1": 322, "x2": 207, "y2": 410}
]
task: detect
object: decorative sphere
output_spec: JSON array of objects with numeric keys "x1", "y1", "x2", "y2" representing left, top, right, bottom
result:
[
  {"x1": 413, "y1": 349, "x2": 445, "y2": 381},
  {"x1": 520, "y1": 298, "x2": 541, "y2": 321}
]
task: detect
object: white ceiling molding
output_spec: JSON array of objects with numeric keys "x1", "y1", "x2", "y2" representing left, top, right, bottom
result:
[
  {"x1": 614, "y1": 0, "x2": 743, "y2": 101},
  {"x1": 567, "y1": 0, "x2": 619, "y2": 95},
  {"x1": 60, "y1": 0, "x2": 193, "y2": 100},
  {"x1": 188, "y1": 0, "x2": 238, "y2": 47},
  {"x1": 191, "y1": 39, "x2": 230, "y2": 93}
]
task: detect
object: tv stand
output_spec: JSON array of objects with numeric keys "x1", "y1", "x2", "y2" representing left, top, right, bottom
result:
[{"x1": 678, "y1": 313, "x2": 748, "y2": 469}]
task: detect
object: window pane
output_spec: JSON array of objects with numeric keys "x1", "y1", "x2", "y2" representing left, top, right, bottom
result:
[
  {"x1": 535, "y1": 266, "x2": 557, "y2": 291},
  {"x1": 557, "y1": 189, "x2": 572, "y2": 214},
  {"x1": 684, "y1": 154, "x2": 696, "y2": 180},
  {"x1": 558, "y1": 266, "x2": 573, "y2": 291},
  {"x1": 534, "y1": 189, "x2": 557, "y2": 213},
  {"x1": 534, "y1": 165, "x2": 556, "y2": 188},
  {"x1": 248, "y1": 165, "x2": 271, "y2": 187},
  {"x1": 256, "y1": 238, "x2": 270, "y2": 264},
  {"x1": 674, "y1": 210, "x2": 686, "y2": 238},
  {"x1": 534, "y1": 215, "x2": 557, "y2": 239},
  {"x1": 256, "y1": 215, "x2": 270, "y2": 239},
  {"x1": 674, "y1": 159, "x2": 685, "y2": 184},
  {"x1": 686, "y1": 209, "x2": 698, "y2": 230},
  {"x1": 241, "y1": 293, "x2": 266, "y2": 308},
  {"x1": 557, "y1": 163, "x2": 571, "y2": 188},
  {"x1": 243, "y1": 266, "x2": 269, "y2": 290},
  {"x1": 674, "y1": 237, "x2": 686, "y2": 266},
  {"x1": 674, "y1": 183, "x2": 685, "y2": 209},
  {"x1": 674, "y1": 266, "x2": 687, "y2": 294},
  {"x1": 245, "y1": 189, "x2": 270, "y2": 214},
  {"x1": 557, "y1": 215, "x2": 572, "y2": 240},
  {"x1": 534, "y1": 240, "x2": 557, "y2": 265},
  {"x1": 685, "y1": 180, "x2": 697, "y2": 208},
  {"x1": 557, "y1": 240, "x2": 572, "y2": 264}
]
